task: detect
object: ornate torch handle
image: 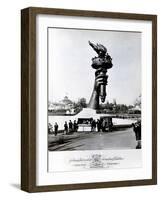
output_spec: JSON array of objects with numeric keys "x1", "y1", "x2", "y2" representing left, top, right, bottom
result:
[
  {"x1": 100, "y1": 84, "x2": 106, "y2": 103},
  {"x1": 95, "y1": 68, "x2": 108, "y2": 103},
  {"x1": 99, "y1": 70, "x2": 107, "y2": 103}
]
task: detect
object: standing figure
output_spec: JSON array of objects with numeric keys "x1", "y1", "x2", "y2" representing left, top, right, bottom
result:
[
  {"x1": 102, "y1": 119, "x2": 106, "y2": 132},
  {"x1": 132, "y1": 120, "x2": 141, "y2": 149},
  {"x1": 54, "y1": 122, "x2": 58, "y2": 136},
  {"x1": 48, "y1": 123, "x2": 53, "y2": 134},
  {"x1": 108, "y1": 119, "x2": 113, "y2": 132},
  {"x1": 96, "y1": 119, "x2": 101, "y2": 132},
  {"x1": 68, "y1": 120, "x2": 73, "y2": 133},
  {"x1": 91, "y1": 119, "x2": 96, "y2": 132},
  {"x1": 64, "y1": 121, "x2": 68, "y2": 134},
  {"x1": 73, "y1": 120, "x2": 78, "y2": 132}
]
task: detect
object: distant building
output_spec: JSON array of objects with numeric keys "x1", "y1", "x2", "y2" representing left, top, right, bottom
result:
[
  {"x1": 128, "y1": 105, "x2": 141, "y2": 114},
  {"x1": 48, "y1": 96, "x2": 75, "y2": 114}
]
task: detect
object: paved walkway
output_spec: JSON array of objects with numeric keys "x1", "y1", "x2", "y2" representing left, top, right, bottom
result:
[{"x1": 48, "y1": 128, "x2": 136, "y2": 151}]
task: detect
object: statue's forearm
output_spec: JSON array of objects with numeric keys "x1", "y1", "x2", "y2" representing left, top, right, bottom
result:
[
  {"x1": 88, "y1": 88, "x2": 99, "y2": 109},
  {"x1": 88, "y1": 41, "x2": 112, "y2": 110}
]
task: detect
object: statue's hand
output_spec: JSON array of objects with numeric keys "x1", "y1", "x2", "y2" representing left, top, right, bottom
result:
[{"x1": 94, "y1": 73, "x2": 108, "y2": 92}]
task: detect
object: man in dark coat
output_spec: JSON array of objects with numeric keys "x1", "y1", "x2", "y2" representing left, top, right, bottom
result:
[
  {"x1": 73, "y1": 120, "x2": 78, "y2": 132},
  {"x1": 64, "y1": 121, "x2": 68, "y2": 134},
  {"x1": 68, "y1": 120, "x2": 73, "y2": 133},
  {"x1": 97, "y1": 119, "x2": 101, "y2": 132},
  {"x1": 91, "y1": 119, "x2": 96, "y2": 132},
  {"x1": 132, "y1": 120, "x2": 141, "y2": 149},
  {"x1": 54, "y1": 122, "x2": 58, "y2": 136}
]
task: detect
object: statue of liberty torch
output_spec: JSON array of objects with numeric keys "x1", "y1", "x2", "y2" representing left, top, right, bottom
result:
[{"x1": 88, "y1": 41, "x2": 113, "y2": 109}]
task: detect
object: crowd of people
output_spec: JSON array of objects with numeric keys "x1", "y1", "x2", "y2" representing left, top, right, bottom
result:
[
  {"x1": 63, "y1": 120, "x2": 78, "y2": 134},
  {"x1": 91, "y1": 119, "x2": 113, "y2": 132},
  {"x1": 48, "y1": 120, "x2": 79, "y2": 136},
  {"x1": 48, "y1": 118, "x2": 114, "y2": 136}
]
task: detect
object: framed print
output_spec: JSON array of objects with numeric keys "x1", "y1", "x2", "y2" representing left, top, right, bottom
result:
[{"x1": 21, "y1": 7, "x2": 157, "y2": 192}]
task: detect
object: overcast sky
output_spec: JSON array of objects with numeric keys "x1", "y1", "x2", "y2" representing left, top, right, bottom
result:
[{"x1": 48, "y1": 28, "x2": 141, "y2": 105}]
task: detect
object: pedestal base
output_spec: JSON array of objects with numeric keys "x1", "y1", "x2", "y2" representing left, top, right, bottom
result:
[{"x1": 75, "y1": 108, "x2": 98, "y2": 119}]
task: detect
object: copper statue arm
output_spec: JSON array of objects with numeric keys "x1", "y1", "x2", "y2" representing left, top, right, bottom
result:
[{"x1": 88, "y1": 73, "x2": 107, "y2": 109}]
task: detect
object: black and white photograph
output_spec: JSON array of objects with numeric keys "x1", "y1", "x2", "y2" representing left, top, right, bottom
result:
[
  {"x1": 21, "y1": 7, "x2": 157, "y2": 191},
  {"x1": 48, "y1": 28, "x2": 142, "y2": 153}
]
